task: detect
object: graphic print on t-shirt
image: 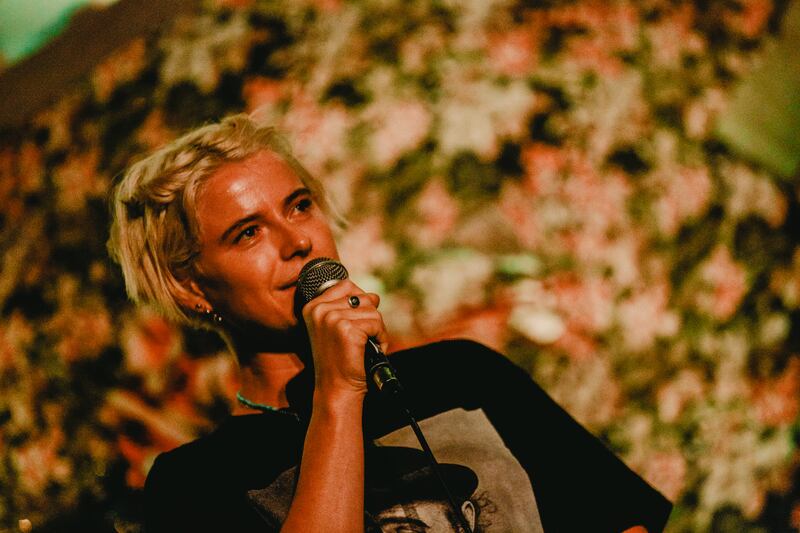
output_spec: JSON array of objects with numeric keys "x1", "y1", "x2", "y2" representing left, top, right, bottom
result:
[
  {"x1": 246, "y1": 408, "x2": 543, "y2": 532},
  {"x1": 372, "y1": 408, "x2": 543, "y2": 532}
]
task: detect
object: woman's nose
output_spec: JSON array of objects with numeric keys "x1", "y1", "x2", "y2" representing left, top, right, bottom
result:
[{"x1": 278, "y1": 223, "x2": 311, "y2": 259}]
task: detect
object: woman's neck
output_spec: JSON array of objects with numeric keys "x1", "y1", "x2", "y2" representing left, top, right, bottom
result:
[
  {"x1": 234, "y1": 351, "x2": 305, "y2": 415},
  {"x1": 222, "y1": 323, "x2": 310, "y2": 414}
]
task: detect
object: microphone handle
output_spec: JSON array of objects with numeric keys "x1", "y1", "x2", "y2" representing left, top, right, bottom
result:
[{"x1": 364, "y1": 338, "x2": 402, "y2": 395}]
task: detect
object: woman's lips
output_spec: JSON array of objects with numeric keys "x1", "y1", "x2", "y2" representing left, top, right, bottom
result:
[{"x1": 278, "y1": 277, "x2": 299, "y2": 290}]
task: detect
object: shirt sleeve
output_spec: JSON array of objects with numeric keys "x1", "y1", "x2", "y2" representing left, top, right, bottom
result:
[
  {"x1": 143, "y1": 453, "x2": 184, "y2": 533},
  {"x1": 143, "y1": 447, "x2": 275, "y2": 533}
]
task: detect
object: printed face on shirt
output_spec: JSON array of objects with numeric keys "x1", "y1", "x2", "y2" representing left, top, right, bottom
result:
[
  {"x1": 372, "y1": 500, "x2": 477, "y2": 533},
  {"x1": 190, "y1": 149, "x2": 339, "y2": 331}
]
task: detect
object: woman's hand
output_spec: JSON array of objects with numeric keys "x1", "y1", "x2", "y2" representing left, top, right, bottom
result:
[
  {"x1": 301, "y1": 279, "x2": 388, "y2": 398},
  {"x1": 284, "y1": 278, "x2": 382, "y2": 533}
]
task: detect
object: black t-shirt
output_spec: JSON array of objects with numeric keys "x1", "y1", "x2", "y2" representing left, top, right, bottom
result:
[{"x1": 144, "y1": 340, "x2": 672, "y2": 532}]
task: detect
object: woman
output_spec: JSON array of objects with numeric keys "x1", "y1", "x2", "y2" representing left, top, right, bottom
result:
[{"x1": 108, "y1": 114, "x2": 671, "y2": 532}]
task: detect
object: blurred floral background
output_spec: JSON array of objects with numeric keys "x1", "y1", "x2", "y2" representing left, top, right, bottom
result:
[{"x1": 1, "y1": 0, "x2": 800, "y2": 531}]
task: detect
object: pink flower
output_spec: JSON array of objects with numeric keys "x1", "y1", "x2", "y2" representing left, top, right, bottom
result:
[
  {"x1": 656, "y1": 369, "x2": 706, "y2": 423},
  {"x1": 92, "y1": 38, "x2": 147, "y2": 103},
  {"x1": 566, "y1": 38, "x2": 624, "y2": 77},
  {"x1": 53, "y1": 149, "x2": 108, "y2": 213},
  {"x1": 499, "y1": 181, "x2": 542, "y2": 250},
  {"x1": 683, "y1": 89, "x2": 727, "y2": 140},
  {"x1": 751, "y1": 357, "x2": 800, "y2": 426},
  {"x1": 117, "y1": 434, "x2": 153, "y2": 488},
  {"x1": 48, "y1": 305, "x2": 114, "y2": 363},
  {"x1": 597, "y1": 234, "x2": 642, "y2": 290},
  {"x1": 185, "y1": 355, "x2": 239, "y2": 406},
  {"x1": 548, "y1": 273, "x2": 615, "y2": 335},
  {"x1": 562, "y1": 162, "x2": 632, "y2": 236},
  {"x1": 12, "y1": 428, "x2": 71, "y2": 494},
  {"x1": 280, "y1": 89, "x2": 350, "y2": 175},
  {"x1": 487, "y1": 27, "x2": 539, "y2": 77},
  {"x1": 544, "y1": 354, "x2": 620, "y2": 427},
  {"x1": 641, "y1": 450, "x2": 688, "y2": 502},
  {"x1": 17, "y1": 142, "x2": 45, "y2": 194},
  {"x1": 410, "y1": 251, "x2": 494, "y2": 327},
  {"x1": 0, "y1": 312, "x2": 34, "y2": 372},
  {"x1": 653, "y1": 166, "x2": 713, "y2": 237},
  {"x1": 121, "y1": 310, "x2": 181, "y2": 376},
  {"x1": 725, "y1": 0, "x2": 773, "y2": 38},
  {"x1": 724, "y1": 163, "x2": 787, "y2": 229},
  {"x1": 0, "y1": 144, "x2": 42, "y2": 220},
  {"x1": 416, "y1": 304, "x2": 512, "y2": 354},
  {"x1": 135, "y1": 110, "x2": 174, "y2": 150},
  {"x1": 366, "y1": 100, "x2": 432, "y2": 168},
  {"x1": 546, "y1": 2, "x2": 621, "y2": 31},
  {"x1": 400, "y1": 26, "x2": 446, "y2": 73},
  {"x1": 770, "y1": 248, "x2": 800, "y2": 308},
  {"x1": 33, "y1": 94, "x2": 82, "y2": 150},
  {"x1": 552, "y1": 325, "x2": 599, "y2": 361},
  {"x1": 521, "y1": 143, "x2": 565, "y2": 198},
  {"x1": 408, "y1": 179, "x2": 459, "y2": 249},
  {"x1": 696, "y1": 246, "x2": 748, "y2": 321},
  {"x1": 243, "y1": 77, "x2": 285, "y2": 115},
  {"x1": 604, "y1": 3, "x2": 640, "y2": 52},
  {"x1": 618, "y1": 282, "x2": 680, "y2": 351},
  {"x1": 645, "y1": 4, "x2": 705, "y2": 67},
  {"x1": 336, "y1": 216, "x2": 396, "y2": 277}
]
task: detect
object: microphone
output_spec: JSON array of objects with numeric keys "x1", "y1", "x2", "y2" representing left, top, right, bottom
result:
[{"x1": 296, "y1": 258, "x2": 402, "y2": 395}]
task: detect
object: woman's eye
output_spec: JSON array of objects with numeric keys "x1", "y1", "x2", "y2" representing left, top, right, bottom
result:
[
  {"x1": 294, "y1": 198, "x2": 312, "y2": 213},
  {"x1": 234, "y1": 225, "x2": 259, "y2": 243}
]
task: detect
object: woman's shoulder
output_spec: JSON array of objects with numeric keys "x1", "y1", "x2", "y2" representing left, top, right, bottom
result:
[
  {"x1": 390, "y1": 338, "x2": 504, "y2": 360},
  {"x1": 385, "y1": 338, "x2": 534, "y2": 408},
  {"x1": 145, "y1": 413, "x2": 299, "y2": 492},
  {"x1": 145, "y1": 419, "x2": 236, "y2": 488},
  {"x1": 389, "y1": 338, "x2": 523, "y2": 377}
]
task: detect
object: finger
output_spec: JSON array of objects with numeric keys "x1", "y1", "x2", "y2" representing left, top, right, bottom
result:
[
  {"x1": 310, "y1": 294, "x2": 381, "y2": 319},
  {"x1": 372, "y1": 326, "x2": 390, "y2": 354},
  {"x1": 308, "y1": 279, "x2": 364, "y2": 303},
  {"x1": 301, "y1": 281, "x2": 362, "y2": 321},
  {"x1": 307, "y1": 293, "x2": 379, "y2": 318},
  {"x1": 360, "y1": 292, "x2": 380, "y2": 308},
  {"x1": 317, "y1": 307, "x2": 383, "y2": 328},
  {"x1": 341, "y1": 293, "x2": 380, "y2": 312},
  {"x1": 348, "y1": 314, "x2": 389, "y2": 352},
  {"x1": 346, "y1": 317, "x2": 388, "y2": 342},
  {"x1": 308, "y1": 280, "x2": 380, "y2": 308}
]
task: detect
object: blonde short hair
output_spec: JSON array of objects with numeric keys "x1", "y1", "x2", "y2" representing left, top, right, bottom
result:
[{"x1": 107, "y1": 114, "x2": 339, "y2": 326}]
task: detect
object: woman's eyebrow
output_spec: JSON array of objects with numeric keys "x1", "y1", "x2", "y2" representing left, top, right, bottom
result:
[
  {"x1": 284, "y1": 187, "x2": 311, "y2": 207},
  {"x1": 219, "y1": 214, "x2": 260, "y2": 243}
]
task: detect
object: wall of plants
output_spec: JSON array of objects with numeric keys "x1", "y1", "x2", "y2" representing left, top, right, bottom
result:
[{"x1": 1, "y1": 0, "x2": 798, "y2": 531}]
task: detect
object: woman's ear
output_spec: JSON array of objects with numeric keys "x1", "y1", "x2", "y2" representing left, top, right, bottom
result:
[{"x1": 174, "y1": 277, "x2": 212, "y2": 314}]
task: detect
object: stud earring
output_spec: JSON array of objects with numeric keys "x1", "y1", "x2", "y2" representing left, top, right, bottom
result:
[{"x1": 195, "y1": 303, "x2": 223, "y2": 324}]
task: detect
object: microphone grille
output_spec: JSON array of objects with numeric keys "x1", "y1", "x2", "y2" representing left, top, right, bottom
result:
[{"x1": 296, "y1": 258, "x2": 349, "y2": 305}]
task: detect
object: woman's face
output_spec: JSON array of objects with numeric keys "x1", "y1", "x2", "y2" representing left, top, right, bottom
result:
[{"x1": 189, "y1": 149, "x2": 339, "y2": 331}]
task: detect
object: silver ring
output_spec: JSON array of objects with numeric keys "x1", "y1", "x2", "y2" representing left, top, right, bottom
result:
[{"x1": 348, "y1": 295, "x2": 360, "y2": 308}]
